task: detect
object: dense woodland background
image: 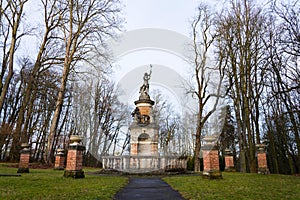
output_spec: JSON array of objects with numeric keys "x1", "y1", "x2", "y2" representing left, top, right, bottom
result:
[{"x1": 0, "y1": 0, "x2": 299, "y2": 174}]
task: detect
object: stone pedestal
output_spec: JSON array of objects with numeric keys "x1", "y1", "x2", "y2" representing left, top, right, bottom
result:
[
  {"x1": 256, "y1": 144, "x2": 269, "y2": 174},
  {"x1": 202, "y1": 136, "x2": 222, "y2": 179},
  {"x1": 224, "y1": 148, "x2": 236, "y2": 172},
  {"x1": 17, "y1": 143, "x2": 31, "y2": 173},
  {"x1": 64, "y1": 135, "x2": 85, "y2": 178},
  {"x1": 54, "y1": 149, "x2": 65, "y2": 170}
]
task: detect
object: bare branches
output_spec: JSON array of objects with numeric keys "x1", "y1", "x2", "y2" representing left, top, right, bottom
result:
[
  {"x1": 0, "y1": 0, "x2": 29, "y2": 113},
  {"x1": 46, "y1": 0, "x2": 122, "y2": 163},
  {"x1": 188, "y1": 3, "x2": 226, "y2": 172}
]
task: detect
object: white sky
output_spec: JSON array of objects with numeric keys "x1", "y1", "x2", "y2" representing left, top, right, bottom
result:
[
  {"x1": 122, "y1": 0, "x2": 200, "y2": 36},
  {"x1": 122, "y1": 0, "x2": 223, "y2": 36}
]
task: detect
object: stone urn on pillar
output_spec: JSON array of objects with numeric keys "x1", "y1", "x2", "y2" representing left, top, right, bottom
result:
[
  {"x1": 17, "y1": 143, "x2": 31, "y2": 173},
  {"x1": 64, "y1": 135, "x2": 85, "y2": 178},
  {"x1": 224, "y1": 148, "x2": 236, "y2": 172},
  {"x1": 202, "y1": 135, "x2": 222, "y2": 179},
  {"x1": 256, "y1": 143, "x2": 269, "y2": 174},
  {"x1": 54, "y1": 148, "x2": 65, "y2": 170}
]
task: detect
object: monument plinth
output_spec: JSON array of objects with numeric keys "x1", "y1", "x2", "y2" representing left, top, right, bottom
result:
[
  {"x1": 224, "y1": 148, "x2": 236, "y2": 172},
  {"x1": 54, "y1": 148, "x2": 65, "y2": 170},
  {"x1": 202, "y1": 135, "x2": 222, "y2": 179},
  {"x1": 64, "y1": 135, "x2": 85, "y2": 178},
  {"x1": 17, "y1": 143, "x2": 31, "y2": 173},
  {"x1": 256, "y1": 143, "x2": 269, "y2": 174}
]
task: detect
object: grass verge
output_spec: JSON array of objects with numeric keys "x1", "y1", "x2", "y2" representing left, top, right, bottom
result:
[
  {"x1": 0, "y1": 163, "x2": 127, "y2": 200},
  {"x1": 163, "y1": 172, "x2": 300, "y2": 200},
  {"x1": 2, "y1": 163, "x2": 299, "y2": 200}
]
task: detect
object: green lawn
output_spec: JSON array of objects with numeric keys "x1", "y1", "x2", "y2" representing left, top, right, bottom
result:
[
  {"x1": 163, "y1": 172, "x2": 300, "y2": 200},
  {"x1": 0, "y1": 164, "x2": 127, "y2": 200},
  {"x1": 1, "y1": 164, "x2": 300, "y2": 200}
]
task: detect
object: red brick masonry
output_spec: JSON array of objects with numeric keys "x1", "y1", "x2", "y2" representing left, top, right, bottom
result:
[
  {"x1": 257, "y1": 152, "x2": 267, "y2": 169},
  {"x1": 225, "y1": 155, "x2": 234, "y2": 168},
  {"x1": 66, "y1": 149, "x2": 83, "y2": 171},
  {"x1": 54, "y1": 154, "x2": 65, "y2": 170},
  {"x1": 19, "y1": 153, "x2": 30, "y2": 169},
  {"x1": 203, "y1": 149, "x2": 220, "y2": 171}
]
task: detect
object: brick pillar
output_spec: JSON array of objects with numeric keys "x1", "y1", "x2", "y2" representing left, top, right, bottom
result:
[
  {"x1": 202, "y1": 136, "x2": 222, "y2": 179},
  {"x1": 17, "y1": 143, "x2": 31, "y2": 173},
  {"x1": 256, "y1": 144, "x2": 269, "y2": 174},
  {"x1": 130, "y1": 143, "x2": 138, "y2": 155},
  {"x1": 64, "y1": 135, "x2": 85, "y2": 178},
  {"x1": 54, "y1": 149, "x2": 65, "y2": 170},
  {"x1": 151, "y1": 142, "x2": 158, "y2": 155},
  {"x1": 224, "y1": 148, "x2": 236, "y2": 172}
]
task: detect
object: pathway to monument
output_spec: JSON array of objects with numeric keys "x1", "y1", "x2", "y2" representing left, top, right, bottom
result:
[{"x1": 113, "y1": 177, "x2": 185, "y2": 200}]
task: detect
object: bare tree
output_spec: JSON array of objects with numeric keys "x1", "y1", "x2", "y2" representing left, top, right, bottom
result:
[
  {"x1": 188, "y1": 4, "x2": 225, "y2": 172},
  {"x1": 0, "y1": 71, "x2": 23, "y2": 159},
  {"x1": 151, "y1": 91, "x2": 181, "y2": 155},
  {"x1": 71, "y1": 72, "x2": 129, "y2": 165},
  {"x1": 272, "y1": 0, "x2": 300, "y2": 167},
  {"x1": 9, "y1": 0, "x2": 66, "y2": 161},
  {"x1": 261, "y1": 0, "x2": 300, "y2": 173},
  {"x1": 215, "y1": 0, "x2": 267, "y2": 172},
  {"x1": 0, "y1": 0, "x2": 29, "y2": 113},
  {"x1": 46, "y1": 0, "x2": 122, "y2": 163}
]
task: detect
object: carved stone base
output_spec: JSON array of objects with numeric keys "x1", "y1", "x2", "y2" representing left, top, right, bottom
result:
[
  {"x1": 258, "y1": 167, "x2": 270, "y2": 175},
  {"x1": 63, "y1": 170, "x2": 85, "y2": 178},
  {"x1": 202, "y1": 170, "x2": 222, "y2": 179},
  {"x1": 225, "y1": 166, "x2": 236, "y2": 172},
  {"x1": 54, "y1": 166, "x2": 64, "y2": 170},
  {"x1": 17, "y1": 168, "x2": 29, "y2": 173}
]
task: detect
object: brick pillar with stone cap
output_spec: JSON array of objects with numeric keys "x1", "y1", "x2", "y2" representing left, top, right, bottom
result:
[
  {"x1": 64, "y1": 135, "x2": 85, "y2": 178},
  {"x1": 54, "y1": 148, "x2": 65, "y2": 170},
  {"x1": 256, "y1": 143, "x2": 269, "y2": 174},
  {"x1": 17, "y1": 143, "x2": 31, "y2": 173},
  {"x1": 224, "y1": 148, "x2": 236, "y2": 172},
  {"x1": 202, "y1": 136, "x2": 222, "y2": 179}
]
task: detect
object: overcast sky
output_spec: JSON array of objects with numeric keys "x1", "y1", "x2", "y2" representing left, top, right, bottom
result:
[
  {"x1": 122, "y1": 0, "x2": 200, "y2": 36},
  {"x1": 122, "y1": 0, "x2": 224, "y2": 36}
]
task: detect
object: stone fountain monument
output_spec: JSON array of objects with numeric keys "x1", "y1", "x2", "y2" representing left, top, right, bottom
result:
[
  {"x1": 129, "y1": 66, "x2": 159, "y2": 171},
  {"x1": 102, "y1": 65, "x2": 186, "y2": 173}
]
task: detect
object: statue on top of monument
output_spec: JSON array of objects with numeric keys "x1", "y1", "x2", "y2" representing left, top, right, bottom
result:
[
  {"x1": 131, "y1": 65, "x2": 154, "y2": 125},
  {"x1": 139, "y1": 65, "x2": 152, "y2": 99}
]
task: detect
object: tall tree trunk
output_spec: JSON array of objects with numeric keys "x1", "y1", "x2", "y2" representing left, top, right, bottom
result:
[
  {"x1": 194, "y1": 112, "x2": 202, "y2": 172},
  {"x1": 46, "y1": 60, "x2": 71, "y2": 163},
  {"x1": 46, "y1": 0, "x2": 76, "y2": 163},
  {"x1": 0, "y1": 0, "x2": 27, "y2": 112}
]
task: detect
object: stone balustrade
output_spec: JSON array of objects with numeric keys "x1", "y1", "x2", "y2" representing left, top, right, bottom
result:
[{"x1": 102, "y1": 155, "x2": 187, "y2": 173}]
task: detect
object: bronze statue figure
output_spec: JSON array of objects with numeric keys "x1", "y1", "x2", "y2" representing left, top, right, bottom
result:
[
  {"x1": 131, "y1": 107, "x2": 141, "y2": 123},
  {"x1": 139, "y1": 64, "x2": 152, "y2": 95}
]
